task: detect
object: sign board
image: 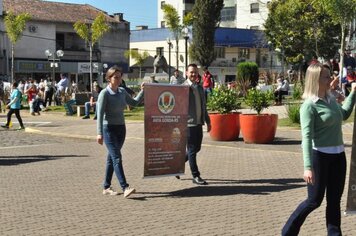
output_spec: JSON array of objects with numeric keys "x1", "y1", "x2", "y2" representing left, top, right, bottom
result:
[
  {"x1": 143, "y1": 84, "x2": 189, "y2": 177},
  {"x1": 78, "y1": 62, "x2": 99, "y2": 73},
  {"x1": 345, "y1": 111, "x2": 356, "y2": 214}
]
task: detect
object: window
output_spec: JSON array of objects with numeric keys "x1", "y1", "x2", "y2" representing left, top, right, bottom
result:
[
  {"x1": 156, "y1": 47, "x2": 164, "y2": 56},
  {"x1": 214, "y1": 47, "x2": 225, "y2": 59},
  {"x1": 161, "y1": 21, "x2": 166, "y2": 28},
  {"x1": 161, "y1": 1, "x2": 165, "y2": 9},
  {"x1": 56, "y1": 33, "x2": 64, "y2": 50},
  {"x1": 221, "y1": 6, "x2": 236, "y2": 21},
  {"x1": 250, "y1": 3, "x2": 259, "y2": 13},
  {"x1": 238, "y1": 48, "x2": 250, "y2": 59}
]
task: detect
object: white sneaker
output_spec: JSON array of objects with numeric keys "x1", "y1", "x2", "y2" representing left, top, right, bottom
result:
[
  {"x1": 102, "y1": 187, "x2": 119, "y2": 196},
  {"x1": 123, "y1": 187, "x2": 136, "y2": 198}
]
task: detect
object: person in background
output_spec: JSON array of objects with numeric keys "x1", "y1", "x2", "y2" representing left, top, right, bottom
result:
[
  {"x1": 274, "y1": 76, "x2": 289, "y2": 105},
  {"x1": 282, "y1": 63, "x2": 356, "y2": 235},
  {"x1": 96, "y1": 66, "x2": 144, "y2": 198},
  {"x1": 170, "y1": 69, "x2": 185, "y2": 85},
  {"x1": 82, "y1": 82, "x2": 102, "y2": 120},
  {"x1": 44, "y1": 79, "x2": 54, "y2": 107},
  {"x1": 25, "y1": 83, "x2": 38, "y2": 115},
  {"x1": 330, "y1": 71, "x2": 345, "y2": 103},
  {"x1": 1, "y1": 82, "x2": 25, "y2": 130},
  {"x1": 55, "y1": 73, "x2": 69, "y2": 105},
  {"x1": 179, "y1": 64, "x2": 211, "y2": 185},
  {"x1": 202, "y1": 67, "x2": 214, "y2": 99}
]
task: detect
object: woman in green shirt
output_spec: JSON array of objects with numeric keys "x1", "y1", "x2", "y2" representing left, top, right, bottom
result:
[{"x1": 282, "y1": 63, "x2": 356, "y2": 235}]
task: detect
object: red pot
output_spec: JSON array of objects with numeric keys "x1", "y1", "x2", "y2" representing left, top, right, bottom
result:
[
  {"x1": 240, "y1": 113, "x2": 278, "y2": 144},
  {"x1": 209, "y1": 113, "x2": 240, "y2": 141}
]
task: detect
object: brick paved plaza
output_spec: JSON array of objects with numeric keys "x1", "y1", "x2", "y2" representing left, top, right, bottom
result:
[{"x1": 0, "y1": 111, "x2": 356, "y2": 235}]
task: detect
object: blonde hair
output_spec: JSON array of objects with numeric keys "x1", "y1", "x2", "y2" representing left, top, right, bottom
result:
[
  {"x1": 105, "y1": 66, "x2": 123, "y2": 81},
  {"x1": 302, "y1": 63, "x2": 323, "y2": 99}
]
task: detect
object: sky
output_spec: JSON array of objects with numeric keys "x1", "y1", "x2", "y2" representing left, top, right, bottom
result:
[{"x1": 44, "y1": 0, "x2": 158, "y2": 29}]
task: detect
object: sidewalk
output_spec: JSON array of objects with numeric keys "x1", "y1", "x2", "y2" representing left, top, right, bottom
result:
[{"x1": 1, "y1": 106, "x2": 356, "y2": 235}]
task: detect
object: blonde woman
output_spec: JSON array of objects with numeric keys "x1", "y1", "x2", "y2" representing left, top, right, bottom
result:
[
  {"x1": 282, "y1": 63, "x2": 356, "y2": 235},
  {"x1": 96, "y1": 66, "x2": 144, "y2": 198}
]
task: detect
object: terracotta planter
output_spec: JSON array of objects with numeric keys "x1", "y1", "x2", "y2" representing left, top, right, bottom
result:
[
  {"x1": 240, "y1": 113, "x2": 278, "y2": 144},
  {"x1": 209, "y1": 113, "x2": 240, "y2": 141}
]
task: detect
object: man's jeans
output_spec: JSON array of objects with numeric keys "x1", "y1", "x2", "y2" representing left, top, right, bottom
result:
[
  {"x1": 103, "y1": 124, "x2": 129, "y2": 190},
  {"x1": 186, "y1": 125, "x2": 203, "y2": 178},
  {"x1": 282, "y1": 150, "x2": 346, "y2": 236},
  {"x1": 84, "y1": 102, "x2": 95, "y2": 116}
]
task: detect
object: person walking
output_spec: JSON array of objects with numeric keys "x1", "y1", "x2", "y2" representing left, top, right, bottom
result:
[
  {"x1": 202, "y1": 67, "x2": 214, "y2": 100},
  {"x1": 282, "y1": 63, "x2": 356, "y2": 235},
  {"x1": 1, "y1": 82, "x2": 25, "y2": 130},
  {"x1": 180, "y1": 64, "x2": 211, "y2": 185},
  {"x1": 96, "y1": 66, "x2": 144, "y2": 198}
]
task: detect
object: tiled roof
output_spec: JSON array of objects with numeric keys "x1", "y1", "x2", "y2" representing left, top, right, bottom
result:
[{"x1": 3, "y1": 0, "x2": 125, "y2": 24}]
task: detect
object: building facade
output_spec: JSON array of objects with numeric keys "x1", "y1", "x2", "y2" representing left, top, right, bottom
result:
[
  {"x1": 157, "y1": 0, "x2": 269, "y2": 30},
  {"x1": 0, "y1": 0, "x2": 130, "y2": 87}
]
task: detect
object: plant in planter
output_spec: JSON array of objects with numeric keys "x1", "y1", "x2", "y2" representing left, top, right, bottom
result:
[
  {"x1": 207, "y1": 85, "x2": 241, "y2": 141},
  {"x1": 240, "y1": 88, "x2": 278, "y2": 144}
]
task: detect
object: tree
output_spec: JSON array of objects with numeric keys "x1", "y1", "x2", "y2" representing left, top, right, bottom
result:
[
  {"x1": 162, "y1": 4, "x2": 193, "y2": 70},
  {"x1": 313, "y1": 0, "x2": 356, "y2": 80},
  {"x1": 190, "y1": 0, "x2": 224, "y2": 68},
  {"x1": 4, "y1": 11, "x2": 31, "y2": 82},
  {"x1": 74, "y1": 12, "x2": 110, "y2": 91},
  {"x1": 264, "y1": 0, "x2": 340, "y2": 79},
  {"x1": 124, "y1": 50, "x2": 149, "y2": 79}
]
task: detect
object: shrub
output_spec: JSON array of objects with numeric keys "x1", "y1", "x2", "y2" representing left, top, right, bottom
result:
[
  {"x1": 236, "y1": 62, "x2": 259, "y2": 96},
  {"x1": 244, "y1": 88, "x2": 274, "y2": 115},
  {"x1": 207, "y1": 85, "x2": 241, "y2": 114},
  {"x1": 292, "y1": 82, "x2": 303, "y2": 100},
  {"x1": 287, "y1": 103, "x2": 301, "y2": 124}
]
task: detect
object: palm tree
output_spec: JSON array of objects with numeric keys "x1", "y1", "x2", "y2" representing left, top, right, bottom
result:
[
  {"x1": 124, "y1": 50, "x2": 149, "y2": 79},
  {"x1": 162, "y1": 4, "x2": 192, "y2": 70},
  {"x1": 4, "y1": 11, "x2": 31, "y2": 82},
  {"x1": 74, "y1": 12, "x2": 110, "y2": 91}
]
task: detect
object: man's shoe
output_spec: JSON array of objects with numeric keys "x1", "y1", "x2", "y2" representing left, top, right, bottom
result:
[
  {"x1": 123, "y1": 187, "x2": 136, "y2": 198},
  {"x1": 82, "y1": 115, "x2": 90, "y2": 119},
  {"x1": 93, "y1": 116, "x2": 97, "y2": 120},
  {"x1": 192, "y1": 176, "x2": 208, "y2": 185},
  {"x1": 103, "y1": 187, "x2": 119, "y2": 196},
  {"x1": 175, "y1": 175, "x2": 180, "y2": 179},
  {"x1": 1, "y1": 125, "x2": 9, "y2": 129}
]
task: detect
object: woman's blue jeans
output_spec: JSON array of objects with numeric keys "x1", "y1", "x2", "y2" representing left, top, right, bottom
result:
[
  {"x1": 102, "y1": 124, "x2": 129, "y2": 191},
  {"x1": 282, "y1": 150, "x2": 346, "y2": 236}
]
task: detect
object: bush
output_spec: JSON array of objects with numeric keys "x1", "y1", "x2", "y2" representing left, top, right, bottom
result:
[
  {"x1": 244, "y1": 88, "x2": 274, "y2": 115},
  {"x1": 236, "y1": 62, "x2": 259, "y2": 96},
  {"x1": 207, "y1": 85, "x2": 241, "y2": 114},
  {"x1": 292, "y1": 82, "x2": 303, "y2": 100},
  {"x1": 287, "y1": 103, "x2": 301, "y2": 124}
]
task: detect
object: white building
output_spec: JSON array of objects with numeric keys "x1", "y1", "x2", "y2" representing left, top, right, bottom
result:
[{"x1": 157, "y1": 0, "x2": 269, "y2": 30}]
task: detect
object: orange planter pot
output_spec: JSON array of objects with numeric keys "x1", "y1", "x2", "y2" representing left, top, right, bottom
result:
[
  {"x1": 209, "y1": 113, "x2": 240, "y2": 141},
  {"x1": 240, "y1": 114, "x2": 278, "y2": 144}
]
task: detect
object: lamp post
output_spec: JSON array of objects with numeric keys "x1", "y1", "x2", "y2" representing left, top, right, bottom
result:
[
  {"x1": 182, "y1": 27, "x2": 189, "y2": 78},
  {"x1": 45, "y1": 49, "x2": 64, "y2": 82},
  {"x1": 267, "y1": 41, "x2": 273, "y2": 74},
  {"x1": 275, "y1": 47, "x2": 285, "y2": 76},
  {"x1": 166, "y1": 37, "x2": 172, "y2": 79}
]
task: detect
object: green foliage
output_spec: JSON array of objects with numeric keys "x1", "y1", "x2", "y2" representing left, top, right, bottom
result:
[
  {"x1": 124, "y1": 50, "x2": 149, "y2": 67},
  {"x1": 190, "y1": 0, "x2": 224, "y2": 67},
  {"x1": 292, "y1": 82, "x2": 303, "y2": 100},
  {"x1": 236, "y1": 62, "x2": 259, "y2": 96},
  {"x1": 264, "y1": 0, "x2": 341, "y2": 64},
  {"x1": 73, "y1": 12, "x2": 110, "y2": 46},
  {"x1": 244, "y1": 88, "x2": 274, "y2": 115},
  {"x1": 286, "y1": 103, "x2": 301, "y2": 124},
  {"x1": 4, "y1": 11, "x2": 31, "y2": 44},
  {"x1": 162, "y1": 4, "x2": 192, "y2": 69},
  {"x1": 207, "y1": 85, "x2": 241, "y2": 114}
]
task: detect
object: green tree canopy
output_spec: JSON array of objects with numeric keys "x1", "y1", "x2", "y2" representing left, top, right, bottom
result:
[
  {"x1": 264, "y1": 0, "x2": 340, "y2": 65},
  {"x1": 190, "y1": 0, "x2": 224, "y2": 68},
  {"x1": 124, "y1": 50, "x2": 149, "y2": 78},
  {"x1": 4, "y1": 11, "x2": 31, "y2": 81}
]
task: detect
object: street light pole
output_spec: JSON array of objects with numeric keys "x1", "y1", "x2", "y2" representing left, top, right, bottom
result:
[
  {"x1": 45, "y1": 49, "x2": 64, "y2": 83},
  {"x1": 182, "y1": 27, "x2": 189, "y2": 79},
  {"x1": 166, "y1": 38, "x2": 172, "y2": 79}
]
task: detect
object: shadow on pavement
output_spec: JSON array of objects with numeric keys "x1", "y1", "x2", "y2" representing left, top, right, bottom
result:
[
  {"x1": 0, "y1": 154, "x2": 88, "y2": 166},
  {"x1": 132, "y1": 178, "x2": 304, "y2": 200}
]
